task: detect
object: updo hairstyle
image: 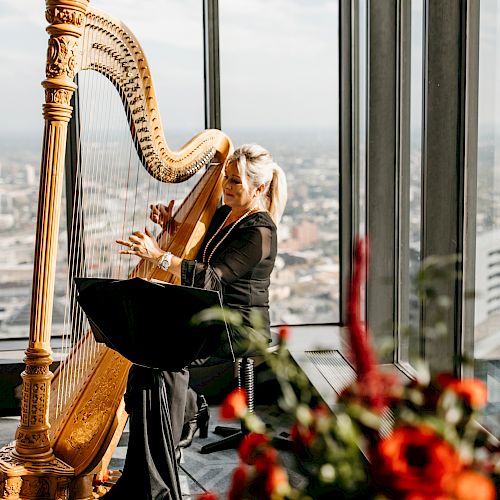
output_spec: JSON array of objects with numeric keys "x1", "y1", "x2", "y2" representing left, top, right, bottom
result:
[{"x1": 226, "y1": 144, "x2": 287, "y2": 224}]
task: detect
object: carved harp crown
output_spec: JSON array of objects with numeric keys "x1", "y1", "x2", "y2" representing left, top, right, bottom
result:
[{"x1": 5, "y1": 0, "x2": 232, "y2": 496}]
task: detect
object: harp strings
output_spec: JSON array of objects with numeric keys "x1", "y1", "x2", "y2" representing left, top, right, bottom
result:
[
  {"x1": 55, "y1": 19, "x2": 206, "y2": 417},
  {"x1": 55, "y1": 24, "x2": 143, "y2": 415}
]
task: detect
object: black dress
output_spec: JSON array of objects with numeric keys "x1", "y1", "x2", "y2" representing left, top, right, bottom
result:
[
  {"x1": 181, "y1": 205, "x2": 278, "y2": 357},
  {"x1": 180, "y1": 205, "x2": 278, "y2": 424},
  {"x1": 100, "y1": 367, "x2": 188, "y2": 500}
]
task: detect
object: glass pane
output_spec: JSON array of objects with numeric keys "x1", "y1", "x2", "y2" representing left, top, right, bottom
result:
[
  {"x1": 400, "y1": 0, "x2": 424, "y2": 368},
  {"x1": 356, "y1": 0, "x2": 367, "y2": 238},
  {"x1": 0, "y1": 1, "x2": 45, "y2": 343},
  {"x1": 0, "y1": 0, "x2": 204, "y2": 347},
  {"x1": 219, "y1": 0, "x2": 339, "y2": 325},
  {"x1": 475, "y1": 0, "x2": 500, "y2": 436},
  {"x1": 408, "y1": 0, "x2": 424, "y2": 360}
]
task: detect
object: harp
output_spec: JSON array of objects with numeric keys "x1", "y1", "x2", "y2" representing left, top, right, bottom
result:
[{"x1": 0, "y1": 0, "x2": 231, "y2": 498}]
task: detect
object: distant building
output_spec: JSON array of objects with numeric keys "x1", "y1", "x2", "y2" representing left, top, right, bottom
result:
[
  {"x1": 475, "y1": 229, "x2": 500, "y2": 324},
  {"x1": 280, "y1": 221, "x2": 319, "y2": 251},
  {"x1": 25, "y1": 164, "x2": 36, "y2": 186}
]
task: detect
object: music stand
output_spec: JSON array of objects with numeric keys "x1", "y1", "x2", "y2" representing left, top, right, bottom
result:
[{"x1": 74, "y1": 277, "x2": 224, "y2": 371}]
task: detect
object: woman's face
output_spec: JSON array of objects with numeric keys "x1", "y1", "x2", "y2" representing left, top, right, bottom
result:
[{"x1": 222, "y1": 161, "x2": 259, "y2": 211}]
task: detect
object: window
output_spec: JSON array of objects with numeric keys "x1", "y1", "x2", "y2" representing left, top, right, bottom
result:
[
  {"x1": 475, "y1": 0, "x2": 500, "y2": 435},
  {"x1": 219, "y1": 0, "x2": 340, "y2": 325},
  {"x1": 400, "y1": 0, "x2": 424, "y2": 369},
  {"x1": 0, "y1": 0, "x2": 205, "y2": 343}
]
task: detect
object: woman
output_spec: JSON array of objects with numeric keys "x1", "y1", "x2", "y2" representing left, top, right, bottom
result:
[{"x1": 110, "y1": 144, "x2": 287, "y2": 498}]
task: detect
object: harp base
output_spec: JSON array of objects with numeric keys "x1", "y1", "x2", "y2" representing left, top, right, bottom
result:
[{"x1": 0, "y1": 443, "x2": 80, "y2": 499}]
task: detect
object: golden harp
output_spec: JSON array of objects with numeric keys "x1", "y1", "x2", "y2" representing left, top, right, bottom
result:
[{"x1": 0, "y1": 1, "x2": 231, "y2": 498}]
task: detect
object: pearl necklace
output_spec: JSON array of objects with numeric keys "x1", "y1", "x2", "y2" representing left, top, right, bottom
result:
[{"x1": 202, "y1": 209, "x2": 254, "y2": 263}]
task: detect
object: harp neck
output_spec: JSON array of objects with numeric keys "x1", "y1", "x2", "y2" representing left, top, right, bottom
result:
[{"x1": 80, "y1": 6, "x2": 231, "y2": 182}]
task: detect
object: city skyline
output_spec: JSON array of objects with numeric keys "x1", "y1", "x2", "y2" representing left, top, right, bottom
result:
[{"x1": 0, "y1": 127, "x2": 341, "y2": 336}]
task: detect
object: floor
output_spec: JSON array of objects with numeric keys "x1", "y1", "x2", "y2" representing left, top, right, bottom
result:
[
  {"x1": 0, "y1": 326, "x2": 342, "y2": 498},
  {"x1": 109, "y1": 403, "x2": 305, "y2": 498},
  {"x1": 0, "y1": 402, "x2": 303, "y2": 499}
]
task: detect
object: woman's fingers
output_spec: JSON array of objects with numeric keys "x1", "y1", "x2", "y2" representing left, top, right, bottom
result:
[
  {"x1": 149, "y1": 201, "x2": 175, "y2": 228},
  {"x1": 166, "y1": 199, "x2": 175, "y2": 215},
  {"x1": 159, "y1": 205, "x2": 168, "y2": 218},
  {"x1": 116, "y1": 238, "x2": 133, "y2": 248},
  {"x1": 149, "y1": 204, "x2": 163, "y2": 224}
]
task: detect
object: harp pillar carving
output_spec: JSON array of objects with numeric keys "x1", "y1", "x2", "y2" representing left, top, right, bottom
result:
[{"x1": 0, "y1": 0, "x2": 89, "y2": 498}]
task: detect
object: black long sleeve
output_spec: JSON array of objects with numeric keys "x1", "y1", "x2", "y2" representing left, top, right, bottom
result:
[
  {"x1": 180, "y1": 208, "x2": 277, "y2": 350},
  {"x1": 181, "y1": 225, "x2": 273, "y2": 288}
]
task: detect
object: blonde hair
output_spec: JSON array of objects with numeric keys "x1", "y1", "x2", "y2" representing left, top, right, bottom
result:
[{"x1": 226, "y1": 144, "x2": 288, "y2": 224}]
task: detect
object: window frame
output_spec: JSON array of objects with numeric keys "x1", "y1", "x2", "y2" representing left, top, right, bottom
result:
[
  {"x1": 356, "y1": 0, "x2": 480, "y2": 376},
  {"x1": 202, "y1": 1, "x2": 481, "y2": 380}
]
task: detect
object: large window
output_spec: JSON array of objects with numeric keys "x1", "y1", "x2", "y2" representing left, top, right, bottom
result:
[
  {"x1": 475, "y1": 0, "x2": 500, "y2": 436},
  {"x1": 0, "y1": 0, "x2": 205, "y2": 343},
  {"x1": 219, "y1": 0, "x2": 340, "y2": 325}
]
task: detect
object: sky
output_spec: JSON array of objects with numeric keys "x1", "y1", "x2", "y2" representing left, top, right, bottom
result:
[
  {"x1": 0, "y1": 0, "x2": 498, "y2": 141},
  {"x1": 0, "y1": 0, "x2": 338, "y2": 140}
]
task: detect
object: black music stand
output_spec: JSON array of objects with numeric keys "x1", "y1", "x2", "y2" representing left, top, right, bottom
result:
[{"x1": 74, "y1": 277, "x2": 224, "y2": 371}]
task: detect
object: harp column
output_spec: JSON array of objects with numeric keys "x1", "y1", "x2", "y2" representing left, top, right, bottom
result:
[
  {"x1": 14, "y1": 0, "x2": 89, "y2": 459},
  {"x1": 0, "y1": 1, "x2": 87, "y2": 499}
]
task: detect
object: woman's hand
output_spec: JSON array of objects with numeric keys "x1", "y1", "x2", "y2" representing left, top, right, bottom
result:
[
  {"x1": 116, "y1": 228, "x2": 164, "y2": 262},
  {"x1": 149, "y1": 200, "x2": 178, "y2": 234}
]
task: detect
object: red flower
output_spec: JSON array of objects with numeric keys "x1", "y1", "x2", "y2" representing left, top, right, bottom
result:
[
  {"x1": 278, "y1": 325, "x2": 290, "y2": 341},
  {"x1": 438, "y1": 375, "x2": 488, "y2": 408},
  {"x1": 238, "y1": 432, "x2": 270, "y2": 464},
  {"x1": 196, "y1": 492, "x2": 218, "y2": 500},
  {"x1": 340, "y1": 370, "x2": 403, "y2": 414},
  {"x1": 343, "y1": 237, "x2": 403, "y2": 412},
  {"x1": 239, "y1": 432, "x2": 279, "y2": 474},
  {"x1": 290, "y1": 423, "x2": 315, "y2": 447},
  {"x1": 254, "y1": 446, "x2": 279, "y2": 473},
  {"x1": 436, "y1": 372, "x2": 455, "y2": 388},
  {"x1": 370, "y1": 425, "x2": 463, "y2": 498},
  {"x1": 449, "y1": 470, "x2": 497, "y2": 500},
  {"x1": 220, "y1": 388, "x2": 247, "y2": 419},
  {"x1": 228, "y1": 464, "x2": 249, "y2": 500},
  {"x1": 265, "y1": 464, "x2": 289, "y2": 497},
  {"x1": 312, "y1": 402, "x2": 330, "y2": 417},
  {"x1": 347, "y1": 237, "x2": 377, "y2": 378}
]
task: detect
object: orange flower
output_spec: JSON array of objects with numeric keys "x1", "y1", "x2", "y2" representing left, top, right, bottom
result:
[
  {"x1": 449, "y1": 470, "x2": 496, "y2": 500},
  {"x1": 220, "y1": 388, "x2": 247, "y2": 419},
  {"x1": 447, "y1": 379, "x2": 488, "y2": 408},
  {"x1": 265, "y1": 464, "x2": 289, "y2": 497},
  {"x1": 370, "y1": 425, "x2": 463, "y2": 498},
  {"x1": 404, "y1": 494, "x2": 451, "y2": 500},
  {"x1": 238, "y1": 432, "x2": 270, "y2": 464},
  {"x1": 437, "y1": 374, "x2": 488, "y2": 408}
]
